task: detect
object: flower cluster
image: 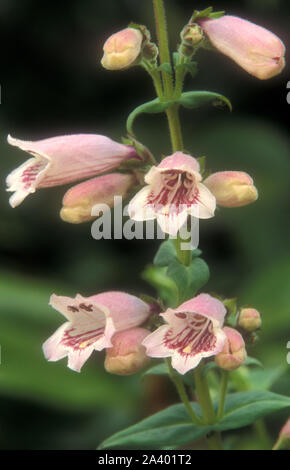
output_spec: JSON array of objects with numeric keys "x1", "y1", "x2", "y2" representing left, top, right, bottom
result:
[{"x1": 5, "y1": 11, "x2": 284, "y2": 380}]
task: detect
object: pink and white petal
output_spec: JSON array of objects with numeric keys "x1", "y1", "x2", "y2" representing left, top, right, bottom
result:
[
  {"x1": 144, "y1": 166, "x2": 162, "y2": 186},
  {"x1": 90, "y1": 291, "x2": 150, "y2": 331},
  {"x1": 42, "y1": 322, "x2": 71, "y2": 362},
  {"x1": 49, "y1": 293, "x2": 108, "y2": 325},
  {"x1": 177, "y1": 294, "x2": 226, "y2": 326},
  {"x1": 194, "y1": 183, "x2": 216, "y2": 219},
  {"x1": 171, "y1": 350, "x2": 202, "y2": 375},
  {"x1": 142, "y1": 325, "x2": 173, "y2": 358},
  {"x1": 95, "y1": 316, "x2": 116, "y2": 350},
  {"x1": 67, "y1": 345, "x2": 95, "y2": 372},
  {"x1": 6, "y1": 156, "x2": 49, "y2": 208},
  {"x1": 158, "y1": 153, "x2": 200, "y2": 174},
  {"x1": 156, "y1": 208, "x2": 188, "y2": 237},
  {"x1": 128, "y1": 186, "x2": 156, "y2": 221}
]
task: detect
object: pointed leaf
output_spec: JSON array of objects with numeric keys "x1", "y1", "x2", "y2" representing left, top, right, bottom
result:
[
  {"x1": 99, "y1": 391, "x2": 290, "y2": 449},
  {"x1": 127, "y1": 99, "x2": 173, "y2": 136},
  {"x1": 178, "y1": 91, "x2": 232, "y2": 112},
  {"x1": 154, "y1": 240, "x2": 177, "y2": 267}
]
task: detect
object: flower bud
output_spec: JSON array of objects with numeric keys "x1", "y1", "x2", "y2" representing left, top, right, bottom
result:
[
  {"x1": 105, "y1": 328, "x2": 150, "y2": 375},
  {"x1": 273, "y1": 419, "x2": 290, "y2": 450},
  {"x1": 181, "y1": 24, "x2": 204, "y2": 47},
  {"x1": 198, "y1": 15, "x2": 285, "y2": 80},
  {"x1": 204, "y1": 171, "x2": 258, "y2": 208},
  {"x1": 101, "y1": 28, "x2": 143, "y2": 70},
  {"x1": 215, "y1": 327, "x2": 247, "y2": 371},
  {"x1": 60, "y1": 173, "x2": 136, "y2": 224},
  {"x1": 238, "y1": 308, "x2": 262, "y2": 332}
]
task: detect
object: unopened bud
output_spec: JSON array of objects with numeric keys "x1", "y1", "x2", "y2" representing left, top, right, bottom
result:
[
  {"x1": 101, "y1": 28, "x2": 143, "y2": 70},
  {"x1": 238, "y1": 308, "x2": 262, "y2": 332},
  {"x1": 204, "y1": 171, "x2": 258, "y2": 208},
  {"x1": 181, "y1": 24, "x2": 204, "y2": 46},
  {"x1": 105, "y1": 327, "x2": 150, "y2": 375},
  {"x1": 273, "y1": 419, "x2": 290, "y2": 450},
  {"x1": 60, "y1": 173, "x2": 136, "y2": 224},
  {"x1": 215, "y1": 327, "x2": 247, "y2": 371}
]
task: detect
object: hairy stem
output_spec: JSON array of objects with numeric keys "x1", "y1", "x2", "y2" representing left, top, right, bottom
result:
[{"x1": 152, "y1": 0, "x2": 174, "y2": 98}]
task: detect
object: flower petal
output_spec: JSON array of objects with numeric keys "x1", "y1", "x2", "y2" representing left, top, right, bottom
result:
[
  {"x1": 142, "y1": 325, "x2": 172, "y2": 358},
  {"x1": 194, "y1": 183, "x2": 216, "y2": 219},
  {"x1": 177, "y1": 293, "x2": 226, "y2": 326},
  {"x1": 128, "y1": 186, "x2": 156, "y2": 221}
]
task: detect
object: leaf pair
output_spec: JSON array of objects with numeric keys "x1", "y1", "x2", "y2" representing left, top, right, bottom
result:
[
  {"x1": 151, "y1": 240, "x2": 209, "y2": 306},
  {"x1": 99, "y1": 391, "x2": 290, "y2": 449},
  {"x1": 127, "y1": 91, "x2": 232, "y2": 136}
]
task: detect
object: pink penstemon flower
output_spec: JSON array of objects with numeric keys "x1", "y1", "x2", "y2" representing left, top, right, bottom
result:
[
  {"x1": 43, "y1": 291, "x2": 150, "y2": 372},
  {"x1": 198, "y1": 15, "x2": 285, "y2": 80},
  {"x1": 142, "y1": 293, "x2": 227, "y2": 374},
  {"x1": 6, "y1": 134, "x2": 139, "y2": 208},
  {"x1": 128, "y1": 152, "x2": 216, "y2": 236}
]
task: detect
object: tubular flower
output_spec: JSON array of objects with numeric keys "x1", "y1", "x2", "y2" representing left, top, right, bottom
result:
[
  {"x1": 60, "y1": 172, "x2": 136, "y2": 224},
  {"x1": 6, "y1": 134, "x2": 139, "y2": 208},
  {"x1": 128, "y1": 152, "x2": 216, "y2": 236},
  {"x1": 215, "y1": 327, "x2": 247, "y2": 371},
  {"x1": 204, "y1": 171, "x2": 258, "y2": 208},
  {"x1": 198, "y1": 15, "x2": 285, "y2": 80},
  {"x1": 43, "y1": 291, "x2": 150, "y2": 372},
  {"x1": 101, "y1": 28, "x2": 143, "y2": 70},
  {"x1": 104, "y1": 327, "x2": 150, "y2": 375},
  {"x1": 142, "y1": 294, "x2": 226, "y2": 375}
]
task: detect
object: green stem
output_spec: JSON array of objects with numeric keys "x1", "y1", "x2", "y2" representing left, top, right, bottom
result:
[
  {"x1": 194, "y1": 363, "x2": 224, "y2": 450},
  {"x1": 174, "y1": 232, "x2": 192, "y2": 267},
  {"x1": 152, "y1": 0, "x2": 174, "y2": 98},
  {"x1": 166, "y1": 359, "x2": 202, "y2": 426},
  {"x1": 141, "y1": 60, "x2": 164, "y2": 100},
  {"x1": 217, "y1": 371, "x2": 228, "y2": 421},
  {"x1": 165, "y1": 105, "x2": 184, "y2": 152}
]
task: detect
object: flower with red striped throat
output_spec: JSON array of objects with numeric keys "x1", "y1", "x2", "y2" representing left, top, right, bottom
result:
[
  {"x1": 43, "y1": 291, "x2": 150, "y2": 372},
  {"x1": 6, "y1": 134, "x2": 139, "y2": 208},
  {"x1": 128, "y1": 152, "x2": 216, "y2": 236},
  {"x1": 142, "y1": 294, "x2": 227, "y2": 375}
]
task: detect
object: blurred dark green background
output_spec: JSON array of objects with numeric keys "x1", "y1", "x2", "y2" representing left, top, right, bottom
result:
[{"x1": 0, "y1": 0, "x2": 289, "y2": 450}]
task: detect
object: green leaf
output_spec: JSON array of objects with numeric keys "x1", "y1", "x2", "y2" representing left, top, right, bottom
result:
[
  {"x1": 248, "y1": 367, "x2": 286, "y2": 391},
  {"x1": 141, "y1": 265, "x2": 178, "y2": 307},
  {"x1": 215, "y1": 391, "x2": 290, "y2": 432},
  {"x1": 209, "y1": 11, "x2": 225, "y2": 19},
  {"x1": 191, "y1": 8, "x2": 225, "y2": 21},
  {"x1": 99, "y1": 391, "x2": 290, "y2": 449},
  {"x1": 99, "y1": 402, "x2": 207, "y2": 449},
  {"x1": 142, "y1": 363, "x2": 168, "y2": 378},
  {"x1": 167, "y1": 257, "x2": 210, "y2": 302},
  {"x1": 142, "y1": 362, "x2": 195, "y2": 388},
  {"x1": 156, "y1": 63, "x2": 173, "y2": 75},
  {"x1": 176, "y1": 61, "x2": 198, "y2": 79},
  {"x1": 126, "y1": 99, "x2": 173, "y2": 136},
  {"x1": 244, "y1": 357, "x2": 264, "y2": 368},
  {"x1": 178, "y1": 91, "x2": 232, "y2": 112},
  {"x1": 153, "y1": 239, "x2": 177, "y2": 267}
]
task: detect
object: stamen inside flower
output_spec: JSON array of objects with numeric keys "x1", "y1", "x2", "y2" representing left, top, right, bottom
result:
[
  {"x1": 164, "y1": 312, "x2": 217, "y2": 357},
  {"x1": 148, "y1": 170, "x2": 198, "y2": 214}
]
